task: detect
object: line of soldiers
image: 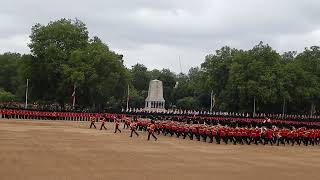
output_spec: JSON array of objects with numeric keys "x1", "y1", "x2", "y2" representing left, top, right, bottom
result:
[
  {"x1": 122, "y1": 110, "x2": 320, "y2": 122},
  {"x1": 89, "y1": 117, "x2": 157, "y2": 141},
  {"x1": 135, "y1": 119, "x2": 320, "y2": 146}
]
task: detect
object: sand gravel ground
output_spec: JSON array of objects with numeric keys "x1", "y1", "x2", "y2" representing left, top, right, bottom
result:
[{"x1": 0, "y1": 119, "x2": 319, "y2": 180}]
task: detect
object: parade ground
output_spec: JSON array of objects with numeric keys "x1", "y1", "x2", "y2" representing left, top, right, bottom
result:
[{"x1": 0, "y1": 120, "x2": 319, "y2": 180}]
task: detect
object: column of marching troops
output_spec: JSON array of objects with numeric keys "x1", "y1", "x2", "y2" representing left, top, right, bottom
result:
[
  {"x1": 1, "y1": 108, "x2": 320, "y2": 145},
  {"x1": 0, "y1": 109, "x2": 158, "y2": 141},
  {"x1": 132, "y1": 119, "x2": 320, "y2": 146}
]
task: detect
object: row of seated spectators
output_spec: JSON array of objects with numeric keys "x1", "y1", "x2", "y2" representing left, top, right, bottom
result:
[{"x1": 133, "y1": 119, "x2": 320, "y2": 146}]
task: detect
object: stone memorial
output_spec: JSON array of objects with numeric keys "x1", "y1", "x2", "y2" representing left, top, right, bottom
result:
[{"x1": 144, "y1": 79, "x2": 165, "y2": 111}]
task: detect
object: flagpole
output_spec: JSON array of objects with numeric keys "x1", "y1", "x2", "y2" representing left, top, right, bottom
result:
[
  {"x1": 72, "y1": 83, "x2": 76, "y2": 108},
  {"x1": 179, "y1": 56, "x2": 182, "y2": 74},
  {"x1": 25, "y1": 79, "x2": 29, "y2": 109},
  {"x1": 210, "y1": 90, "x2": 213, "y2": 113},
  {"x1": 282, "y1": 98, "x2": 285, "y2": 116},
  {"x1": 126, "y1": 84, "x2": 129, "y2": 111},
  {"x1": 253, "y1": 96, "x2": 256, "y2": 117}
]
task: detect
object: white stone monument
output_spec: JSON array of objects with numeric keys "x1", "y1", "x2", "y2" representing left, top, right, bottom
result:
[{"x1": 145, "y1": 79, "x2": 165, "y2": 111}]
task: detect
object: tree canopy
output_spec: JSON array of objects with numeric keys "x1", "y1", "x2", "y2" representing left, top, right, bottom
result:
[{"x1": 0, "y1": 18, "x2": 319, "y2": 114}]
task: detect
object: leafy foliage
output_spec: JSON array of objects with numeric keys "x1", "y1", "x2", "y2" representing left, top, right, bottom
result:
[{"x1": 0, "y1": 19, "x2": 319, "y2": 114}]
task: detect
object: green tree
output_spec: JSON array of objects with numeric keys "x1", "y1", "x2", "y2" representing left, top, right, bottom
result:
[
  {"x1": 0, "y1": 53, "x2": 21, "y2": 94},
  {"x1": 0, "y1": 89, "x2": 16, "y2": 102},
  {"x1": 130, "y1": 63, "x2": 150, "y2": 91},
  {"x1": 27, "y1": 18, "x2": 89, "y2": 104},
  {"x1": 64, "y1": 37, "x2": 129, "y2": 110},
  {"x1": 292, "y1": 46, "x2": 320, "y2": 113},
  {"x1": 176, "y1": 96, "x2": 200, "y2": 110},
  {"x1": 24, "y1": 18, "x2": 129, "y2": 111}
]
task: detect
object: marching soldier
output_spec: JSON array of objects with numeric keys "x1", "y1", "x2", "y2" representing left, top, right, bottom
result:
[
  {"x1": 147, "y1": 120, "x2": 158, "y2": 141},
  {"x1": 100, "y1": 117, "x2": 107, "y2": 130},
  {"x1": 130, "y1": 121, "x2": 139, "y2": 137},
  {"x1": 124, "y1": 118, "x2": 131, "y2": 129},
  {"x1": 89, "y1": 117, "x2": 97, "y2": 129},
  {"x1": 114, "y1": 119, "x2": 122, "y2": 133}
]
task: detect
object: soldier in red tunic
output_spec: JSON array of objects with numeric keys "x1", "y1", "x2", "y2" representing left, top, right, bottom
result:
[
  {"x1": 147, "y1": 121, "x2": 158, "y2": 141},
  {"x1": 114, "y1": 119, "x2": 122, "y2": 133},
  {"x1": 100, "y1": 118, "x2": 107, "y2": 130},
  {"x1": 124, "y1": 118, "x2": 131, "y2": 129},
  {"x1": 89, "y1": 117, "x2": 97, "y2": 129},
  {"x1": 129, "y1": 121, "x2": 139, "y2": 137}
]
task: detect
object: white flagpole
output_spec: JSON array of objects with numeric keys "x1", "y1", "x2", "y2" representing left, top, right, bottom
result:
[
  {"x1": 179, "y1": 56, "x2": 182, "y2": 74},
  {"x1": 253, "y1": 96, "x2": 256, "y2": 117},
  {"x1": 210, "y1": 90, "x2": 213, "y2": 113},
  {"x1": 72, "y1": 83, "x2": 76, "y2": 108},
  {"x1": 25, "y1": 79, "x2": 29, "y2": 109},
  {"x1": 126, "y1": 84, "x2": 129, "y2": 111},
  {"x1": 282, "y1": 98, "x2": 285, "y2": 116}
]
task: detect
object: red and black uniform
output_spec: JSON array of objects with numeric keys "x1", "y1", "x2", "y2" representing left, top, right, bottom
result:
[
  {"x1": 253, "y1": 129, "x2": 262, "y2": 145},
  {"x1": 124, "y1": 119, "x2": 131, "y2": 129},
  {"x1": 165, "y1": 123, "x2": 172, "y2": 136},
  {"x1": 100, "y1": 118, "x2": 107, "y2": 130},
  {"x1": 277, "y1": 130, "x2": 287, "y2": 146},
  {"x1": 114, "y1": 120, "x2": 121, "y2": 133},
  {"x1": 130, "y1": 122, "x2": 139, "y2": 137},
  {"x1": 264, "y1": 129, "x2": 274, "y2": 145},
  {"x1": 147, "y1": 123, "x2": 158, "y2": 141},
  {"x1": 183, "y1": 126, "x2": 190, "y2": 139},
  {"x1": 205, "y1": 128, "x2": 213, "y2": 143},
  {"x1": 219, "y1": 128, "x2": 228, "y2": 144},
  {"x1": 211, "y1": 129, "x2": 218, "y2": 144},
  {"x1": 171, "y1": 124, "x2": 178, "y2": 137},
  {"x1": 199, "y1": 127, "x2": 206, "y2": 141},
  {"x1": 190, "y1": 126, "x2": 198, "y2": 140},
  {"x1": 89, "y1": 117, "x2": 96, "y2": 129},
  {"x1": 137, "y1": 121, "x2": 143, "y2": 131},
  {"x1": 176, "y1": 126, "x2": 184, "y2": 138},
  {"x1": 234, "y1": 130, "x2": 244, "y2": 145}
]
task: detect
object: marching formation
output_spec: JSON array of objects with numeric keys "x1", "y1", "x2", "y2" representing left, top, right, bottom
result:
[
  {"x1": 88, "y1": 117, "x2": 158, "y2": 141},
  {"x1": 1, "y1": 108, "x2": 319, "y2": 146},
  {"x1": 135, "y1": 119, "x2": 320, "y2": 146},
  {"x1": 87, "y1": 115, "x2": 320, "y2": 146}
]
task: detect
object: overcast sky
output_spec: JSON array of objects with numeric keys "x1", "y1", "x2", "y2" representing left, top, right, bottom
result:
[{"x1": 1, "y1": 0, "x2": 320, "y2": 73}]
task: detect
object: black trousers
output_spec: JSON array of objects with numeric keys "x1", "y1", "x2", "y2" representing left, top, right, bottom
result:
[
  {"x1": 148, "y1": 132, "x2": 157, "y2": 140},
  {"x1": 264, "y1": 137, "x2": 273, "y2": 145},
  {"x1": 123, "y1": 123, "x2": 129, "y2": 129},
  {"x1": 221, "y1": 136, "x2": 228, "y2": 144},
  {"x1": 114, "y1": 125, "x2": 121, "y2": 133},
  {"x1": 215, "y1": 135, "x2": 221, "y2": 144},
  {"x1": 207, "y1": 134, "x2": 213, "y2": 143},
  {"x1": 100, "y1": 124, "x2": 107, "y2": 130},
  {"x1": 90, "y1": 122, "x2": 96, "y2": 129},
  {"x1": 183, "y1": 132, "x2": 188, "y2": 139},
  {"x1": 130, "y1": 129, "x2": 139, "y2": 137}
]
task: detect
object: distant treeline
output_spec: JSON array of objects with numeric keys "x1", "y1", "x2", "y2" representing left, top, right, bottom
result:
[{"x1": 0, "y1": 18, "x2": 319, "y2": 114}]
